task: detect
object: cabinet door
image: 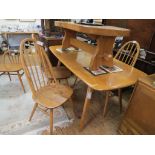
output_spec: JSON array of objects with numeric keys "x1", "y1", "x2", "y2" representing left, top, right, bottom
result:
[{"x1": 119, "y1": 81, "x2": 155, "y2": 134}]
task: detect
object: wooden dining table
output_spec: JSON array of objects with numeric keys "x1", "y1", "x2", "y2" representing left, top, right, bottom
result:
[{"x1": 49, "y1": 45, "x2": 147, "y2": 130}]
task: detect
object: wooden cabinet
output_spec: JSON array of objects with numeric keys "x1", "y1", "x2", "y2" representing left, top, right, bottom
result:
[
  {"x1": 118, "y1": 74, "x2": 155, "y2": 134},
  {"x1": 40, "y1": 19, "x2": 70, "y2": 66}
]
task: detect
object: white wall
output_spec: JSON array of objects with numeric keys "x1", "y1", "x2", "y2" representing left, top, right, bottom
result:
[
  {"x1": 0, "y1": 19, "x2": 41, "y2": 47},
  {"x1": 0, "y1": 19, "x2": 41, "y2": 32}
]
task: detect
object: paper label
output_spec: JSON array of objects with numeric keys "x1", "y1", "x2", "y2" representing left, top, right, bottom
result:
[
  {"x1": 36, "y1": 41, "x2": 44, "y2": 46},
  {"x1": 86, "y1": 91, "x2": 92, "y2": 99}
]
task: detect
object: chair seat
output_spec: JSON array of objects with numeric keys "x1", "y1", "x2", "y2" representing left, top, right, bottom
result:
[
  {"x1": 32, "y1": 83, "x2": 73, "y2": 109},
  {"x1": 0, "y1": 64, "x2": 23, "y2": 72},
  {"x1": 48, "y1": 66, "x2": 72, "y2": 79}
]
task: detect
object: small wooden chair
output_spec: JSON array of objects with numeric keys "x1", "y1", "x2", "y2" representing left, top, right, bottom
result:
[
  {"x1": 114, "y1": 41, "x2": 140, "y2": 66},
  {"x1": 20, "y1": 38, "x2": 73, "y2": 134},
  {"x1": 103, "y1": 41, "x2": 140, "y2": 117},
  {"x1": 0, "y1": 50, "x2": 25, "y2": 93},
  {"x1": 35, "y1": 41, "x2": 72, "y2": 85}
]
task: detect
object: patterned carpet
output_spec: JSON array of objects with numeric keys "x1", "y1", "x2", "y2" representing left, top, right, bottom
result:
[
  {"x1": 0, "y1": 74, "x2": 73, "y2": 135},
  {"x1": 0, "y1": 72, "x2": 132, "y2": 135}
]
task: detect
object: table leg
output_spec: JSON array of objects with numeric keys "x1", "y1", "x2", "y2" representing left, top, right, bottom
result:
[
  {"x1": 49, "y1": 109, "x2": 53, "y2": 135},
  {"x1": 79, "y1": 87, "x2": 93, "y2": 131},
  {"x1": 118, "y1": 89, "x2": 122, "y2": 113},
  {"x1": 103, "y1": 91, "x2": 110, "y2": 117}
]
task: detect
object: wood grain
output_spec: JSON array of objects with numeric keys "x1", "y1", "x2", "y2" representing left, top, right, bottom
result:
[
  {"x1": 0, "y1": 51, "x2": 25, "y2": 92},
  {"x1": 50, "y1": 45, "x2": 146, "y2": 91},
  {"x1": 55, "y1": 21, "x2": 130, "y2": 36},
  {"x1": 20, "y1": 38, "x2": 73, "y2": 134},
  {"x1": 55, "y1": 21, "x2": 130, "y2": 70}
]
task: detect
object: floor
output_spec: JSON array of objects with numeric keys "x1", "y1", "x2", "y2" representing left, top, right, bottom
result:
[
  {"x1": 54, "y1": 78, "x2": 133, "y2": 135},
  {"x1": 0, "y1": 75, "x2": 73, "y2": 135},
  {"x1": 0, "y1": 54, "x2": 133, "y2": 135}
]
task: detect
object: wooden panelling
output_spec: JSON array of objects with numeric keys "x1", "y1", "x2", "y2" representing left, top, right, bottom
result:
[
  {"x1": 106, "y1": 19, "x2": 155, "y2": 50},
  {"x1": 118, "y1": 74, "x2": 155, "y2": 134}
]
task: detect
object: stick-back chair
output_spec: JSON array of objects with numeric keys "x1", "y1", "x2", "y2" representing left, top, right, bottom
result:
[
  {"x1": 0, "y1": 50, "x2": 25, "y2": 92},
  {"x1": 20, "y1": 38, "x2": 73, "y2": 134},
  {"x1": 103, "y1": 41, "x2": 140, "y2": 117},
  {"x1": 114, "y1": 41, "x2": 140, "y2": 66},
  {"x1": 35, "y1": 41, "x2": 72, "y2": 85}
]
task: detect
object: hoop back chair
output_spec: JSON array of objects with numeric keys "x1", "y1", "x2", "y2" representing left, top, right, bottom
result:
[
  {"x1": 103, "y1": 41, "x2": 140, "y2": 117},
  {"x1": 0, "y1": 50, "x2": 25, "y2": 92},
  {"x1": 20, "y1": 38, "x2": 73, "y2": 134},
  {"x1": 114, "y1": 41, "x2": 140, "y2": 66}
]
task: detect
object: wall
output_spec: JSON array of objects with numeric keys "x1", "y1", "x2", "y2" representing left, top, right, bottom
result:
[
  {"x1": 106, "y1": 19, "x2": 155, "y2": 50},
  {"x1": 0, "y1": 19, "x2": 41, "y2": 32},
  {"x1": 0, "y1": 19, "x2": 41, "y2": 48}
]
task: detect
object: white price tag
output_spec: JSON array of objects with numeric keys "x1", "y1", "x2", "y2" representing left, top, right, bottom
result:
[
  {"x1": 86, "y1": 91, "x2": 92, "y2": 99},
  {"x1": 36, "y1": 41, "x2": 44, "y2": 46}
]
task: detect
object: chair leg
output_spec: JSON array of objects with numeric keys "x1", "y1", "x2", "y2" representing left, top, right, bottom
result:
[
  {"x1": 118, "y1": 89, "x2": 122, "y2": 113},
  {"x1": 49, "y1": 109, "x2": 53, "y2": 135},
  {"x1": 17, "y1": 71, "x2": 25, "y2": 93},
  {"x1": 73, "y1": 76, "x2": 78, "y2": 88},
  {"x1": 68, "y1": 97, "x2": 75, "y2": 117},
  {"x1": 65, "y1": 79, "x2": 69, "y2": 86},
  {"x1": 8, "y1": 72, "x2": 11, "y2": 81},
  {"x1": 29, "y1": 103, "x2": 38, "y2": 121},
  {"x1": 103, "y1": 91, "x2": 110, "y2": 117},
  {"x1": 80, "y1": 87, "x2": 93, "y2": 131}
]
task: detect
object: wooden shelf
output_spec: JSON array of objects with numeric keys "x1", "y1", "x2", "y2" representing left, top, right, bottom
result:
[{"x1": 41, "y1": 35, "x2": 63, "y2": 41}]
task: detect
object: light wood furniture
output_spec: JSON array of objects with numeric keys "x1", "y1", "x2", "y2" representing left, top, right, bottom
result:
[
  {"x1": 103, "y1": 41, "x2": 140, "y2": 116},
  {"x1": 114, "y1": 41, "x2": 140, "y2": 66},
  {"x1": 55, "y1": 21, "x2": 130, "y2": 70},
  {"x1": 40, "y1": 34, "x2": 63, "y2": 66},
  {"x1": 2, "y1": 32, "x2": 39, "y2": 40},
  {"x1": 35, "y1": 40, "x2": 72, "y2": 85},
  {"x1": 20, "y1": 38, "x2": 73, "y2": 134},
  {"x1": 118, "y1": 74, "x2": 155, "y2": 134},
  {"x1": 0, "y1": 51, "x2": 25, "y2": 92},
  {"x1": 49, "y1": 45, "x2": 146, "y2": 130},
  {"x1": 1, "y1": 32, "x2": 39, "y2": 51}
]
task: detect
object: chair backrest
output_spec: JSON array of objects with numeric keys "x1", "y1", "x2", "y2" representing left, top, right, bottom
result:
[
  {"x1": 3, "y1": 51, "x2": 20, "y2": 65},
  {"x1": 20, "y1": 38, "x2": 56, "y2": 95},
  {"x1": 114, "y1": 41, "x2": 140, "y2": 66},
  {"x1": 35, "y1": 40, "x2": 52, "y2": 79}
]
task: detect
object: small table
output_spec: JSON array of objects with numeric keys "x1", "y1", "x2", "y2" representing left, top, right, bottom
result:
[
  {"x1": 1, "y1": 31, "x2": 39, "y2": 50},
  {"x1": 49, "y1": 45, "x2": 147, "y2": 130},
  {"x1": 1, "y1": 31, "x2": 39, "y2": 39}
]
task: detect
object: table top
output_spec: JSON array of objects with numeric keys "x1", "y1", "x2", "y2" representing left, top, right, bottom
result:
[
  {"x1": 49, "y1": 45, "x2": 147, "y2": 91},
  {"x1": 55, "y1": 21, "x2": 130, "y2": 37}
]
